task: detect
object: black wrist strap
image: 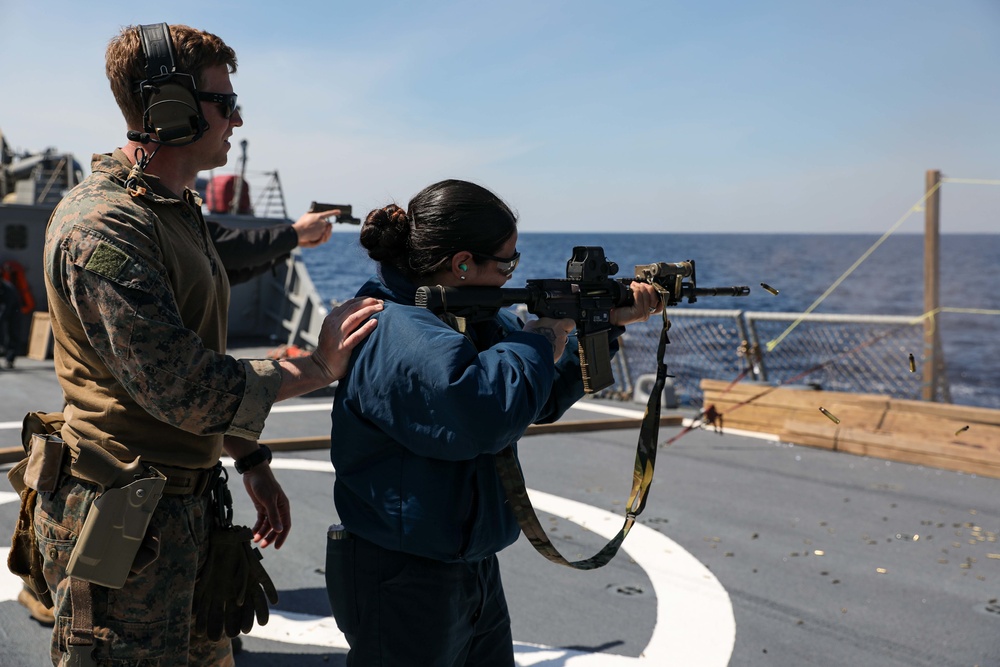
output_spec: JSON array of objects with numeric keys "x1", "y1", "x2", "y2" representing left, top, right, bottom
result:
[{"x1": 234, "y1": 444, "x2": 272, "y2": 474}]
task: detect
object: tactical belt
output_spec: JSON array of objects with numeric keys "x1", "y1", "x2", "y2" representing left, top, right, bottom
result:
[
  {"x1": 495, "y1": 310, "x2": 670, "y2": 569},
  {"x1": 55, "y1": 439, "x2": 216, "y2": 497}
]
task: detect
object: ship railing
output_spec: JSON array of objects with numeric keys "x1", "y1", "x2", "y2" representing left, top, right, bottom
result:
[
  {"x1": 605, "y1": 310, "x2": 940, "y2": 408},
  {"x1": 253, "y1": 249, "x2": 327, "y2": 349},
  {"x1": 1, "y1": 150, "x2": 80, "y2": 206}
]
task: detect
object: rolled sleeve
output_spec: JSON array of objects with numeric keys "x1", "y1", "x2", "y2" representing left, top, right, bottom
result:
[{"x1": 229, "y1": 359, "x2": 283, "y2": 439}]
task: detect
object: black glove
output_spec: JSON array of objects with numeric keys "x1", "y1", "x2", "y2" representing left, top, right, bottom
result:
[{"x1": 193, "y1": 525, "x2": 279, "y2": 640}]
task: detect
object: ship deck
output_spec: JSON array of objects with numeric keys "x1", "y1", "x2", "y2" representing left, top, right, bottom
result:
[{"x1": 2, "y1": 350, "x2": 999, "y2": 666}]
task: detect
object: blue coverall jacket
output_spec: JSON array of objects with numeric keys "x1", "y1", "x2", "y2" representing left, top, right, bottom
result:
[{"x1": 330, "y1": 266, "x2": 616, "y2": 563}]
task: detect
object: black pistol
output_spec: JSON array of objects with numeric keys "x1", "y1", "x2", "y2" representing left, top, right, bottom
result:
[{"x1": 308, "y1": 202, "x2": 361, "y2": 224}]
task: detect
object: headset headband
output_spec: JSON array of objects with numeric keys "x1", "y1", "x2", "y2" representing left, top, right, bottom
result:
[
  {"x1": 134, "y1": 22, "x2": 208, "y2": 147},
  {"x1": 140, "y1": 23, "x2": 177, "y2": 80}
]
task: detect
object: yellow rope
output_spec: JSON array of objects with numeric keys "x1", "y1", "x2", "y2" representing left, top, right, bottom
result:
[
  {"x1": 908, "y1": 306, "x2": 1000, "y2": 325},
  {"x1": 941, "y1": 177, "x2": 1000, "y2": 186},
  {"x1": 766, "y1": 181, "x2": 943, "y2": 352}
]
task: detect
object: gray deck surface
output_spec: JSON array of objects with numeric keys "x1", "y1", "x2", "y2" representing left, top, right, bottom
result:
[{"x1": 1, "y1": 352, "x2": 999, "y2": 666}]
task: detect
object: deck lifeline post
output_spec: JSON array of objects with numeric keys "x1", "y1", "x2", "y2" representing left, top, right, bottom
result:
[{"x1": 923, "y1": 169, "x2": 942, "y2": 402}]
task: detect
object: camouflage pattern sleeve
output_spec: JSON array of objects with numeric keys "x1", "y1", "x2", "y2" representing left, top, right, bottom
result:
[
  {"x1": 48, "y1": 192, "x2": 281, "y2": 439},
  {"x1": 230, "y1": 359, "x2": 282, "y2": 439}
]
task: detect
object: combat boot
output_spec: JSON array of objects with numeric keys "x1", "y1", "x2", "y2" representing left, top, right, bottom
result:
[{"x1": 18, "y1": 585, "x2": 54, "y2": 626}]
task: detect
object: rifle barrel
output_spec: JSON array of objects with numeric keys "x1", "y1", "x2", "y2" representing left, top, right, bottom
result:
[{"x1": 691, "y1": 286, "x2": 751, "y2": 297}]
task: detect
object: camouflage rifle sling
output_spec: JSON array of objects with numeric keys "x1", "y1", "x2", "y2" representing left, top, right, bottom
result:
[{"x1": 495, "y1": 311, "x2": 669, "y2": 569}]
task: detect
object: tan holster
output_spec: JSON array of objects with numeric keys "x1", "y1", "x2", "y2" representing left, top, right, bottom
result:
[{"x1": 7, "y1": 411, "x2": 171, "y2": 598}]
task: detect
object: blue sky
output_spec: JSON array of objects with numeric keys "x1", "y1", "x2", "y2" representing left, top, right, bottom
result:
[{"x1": 2, "y1": 0, "x2": 997, "y2": 232}]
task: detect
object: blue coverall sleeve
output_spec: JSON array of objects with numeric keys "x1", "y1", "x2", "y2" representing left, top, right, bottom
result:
[{"x1": 349, "y1": 307, "x2": 560, "y2": 461}]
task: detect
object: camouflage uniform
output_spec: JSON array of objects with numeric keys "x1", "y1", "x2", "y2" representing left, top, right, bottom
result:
[
  {"x1": 34, "y1": 478, "x2": 230, "y2": 666},
  {"x1": 39, "y1": 149, "x2": 283, "y2": 666}
]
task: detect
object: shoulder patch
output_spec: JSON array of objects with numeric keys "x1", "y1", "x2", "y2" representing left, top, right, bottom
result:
[{"x1": 85, "y1": 242, "x2": 131, "y2": 280}]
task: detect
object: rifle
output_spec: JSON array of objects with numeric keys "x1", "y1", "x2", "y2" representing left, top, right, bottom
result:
[{"x1": 415, "y1": 246, "x2": 750, "y2": 393}]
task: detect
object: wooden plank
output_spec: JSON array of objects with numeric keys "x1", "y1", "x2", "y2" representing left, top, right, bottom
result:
[
  {"x1": 0, "y1": 417, "x2": 683, "y2": 466},
  {"x1": 703, "y1": 382, "x2": 890, "y2": 433},
  {"x1": 700, "y1": 378, "x2": 1000, "y2": 479},
  {"x1": 702, "y1": 381, "x2": 814, "y2": 408},
  {"x1": 522, "y1": 416, "x2": 683, "y2": 435},
  {"x1": 835, "y1": 427, "x2": 1000, "y2": 479},
  {"x1": 840, "y1": 425, "x2": 990, "y2": 463},
  {"x1": 703, "y1": 381, "x2": 887, "y2": 414},
  {"x1": 262, "y1": 436, "x2": 329, "y2": 452},
  {"x1": 816, "y1": 399, "x2": 891, "y2": 432},
  {"x1": 262, "y1": 417, "x2": 686, "y2": 453},
  {"x1": 880, "y1": 413, "x2": 1000, "y2": 447},
  {"x1": 0, "y1": 446, "x2": 23, "y2": 465},
  {"x1": 779, "y1": 418, "x2": 837, "y2": 450},
  {"x1": 886, "y1": 397, "x2": 1000, "y2": 426},
  {"x1": 710, "y1": 403, "x2": 800, "y2": 431}
]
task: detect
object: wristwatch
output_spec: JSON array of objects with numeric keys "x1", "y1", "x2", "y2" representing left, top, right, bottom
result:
[{"x1": 234, "y1": 444, "x2": 272, "y2": 474}]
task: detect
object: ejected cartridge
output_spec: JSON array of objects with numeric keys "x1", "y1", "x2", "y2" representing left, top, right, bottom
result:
[{"x1": 819, "y1": 407, "x2": 841, "y2": 424}]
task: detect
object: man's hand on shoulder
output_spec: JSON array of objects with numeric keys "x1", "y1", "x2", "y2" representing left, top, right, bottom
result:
[
  {"x1": 310, "y1": 297, "x2": 383, "y2": 381},
  {"x1": 272, "y1": 297, "x2": 383, "y2": 401}
]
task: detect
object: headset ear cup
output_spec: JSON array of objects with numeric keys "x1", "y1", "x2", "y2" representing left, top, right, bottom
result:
[{"x1": 143, "y1": 79, "x2": 208, "y2": 145}]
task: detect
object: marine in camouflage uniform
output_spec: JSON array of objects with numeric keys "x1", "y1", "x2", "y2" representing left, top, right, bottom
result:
[
  {"x1": 17, "y1": 168, "x2": 340, "y2": 632},
  {"x1": 41, "y1": 144, "x2": 279, "y2": 665},
  {"x1": 37, "y1": 23, "x2": 381, "y2": 667}
]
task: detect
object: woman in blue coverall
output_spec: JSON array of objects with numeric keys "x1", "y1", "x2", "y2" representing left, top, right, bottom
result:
[{"x1": 325, "y1": 179, "x2": 661, "y2": 666}]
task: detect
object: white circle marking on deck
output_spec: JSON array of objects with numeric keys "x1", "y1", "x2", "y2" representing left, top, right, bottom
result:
[{"x1": 0, "y1": 459, "x2": 735, "y2": 665}]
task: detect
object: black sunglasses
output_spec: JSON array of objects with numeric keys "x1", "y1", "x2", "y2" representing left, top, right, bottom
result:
[
  {"x1": 197, "y1": 91, "x2": 239, "y2": 119},
  {"x1": 471, "y1": 250, "x2": 520, "y2": 277}
]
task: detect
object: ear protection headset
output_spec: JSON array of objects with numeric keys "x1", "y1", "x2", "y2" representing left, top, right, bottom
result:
[{"x1": 131, "y1": 23, "x2": 208, "y2": 146}]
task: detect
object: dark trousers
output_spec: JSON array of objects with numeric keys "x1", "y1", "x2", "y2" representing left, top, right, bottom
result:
[
  {"x1": 0, "y1": 303, "x2": 20, "y2": 364},
  {"x1": 326, "y1": 533, "x2": 514, "y2": 667}
]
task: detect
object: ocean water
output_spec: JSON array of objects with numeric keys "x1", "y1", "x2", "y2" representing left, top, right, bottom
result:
[{"x1": 303, "y1": 233, "x2": 1000, "y2": 409}]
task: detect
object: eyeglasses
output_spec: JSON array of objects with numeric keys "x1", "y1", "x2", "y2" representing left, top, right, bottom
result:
[
  {"x1": 472, "y1": 250, "x2": 520, "y2": 277},
  {"x1": 197, "y1": 91, "x2": 239, "y2": 119}
]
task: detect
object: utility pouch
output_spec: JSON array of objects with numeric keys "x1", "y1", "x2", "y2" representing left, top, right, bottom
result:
[
  {"x1": 66, "y1": 469, "x2": 166, "y2": 589},
  {"x1": 21, "y1": 411, "x2": 66, "y2": 452},
  {"x1": 7, "y1": 471, "x2": 52, "y2": 607},
  {"x1": 7, "y1": 457, "x2": 28, "y2": 496},
  {"x1": 5, "y1": 411, "x2": 67, "y2": 609},
  {"x1": 24, "y1": 433, "x2": 67, "y2": 493}
]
